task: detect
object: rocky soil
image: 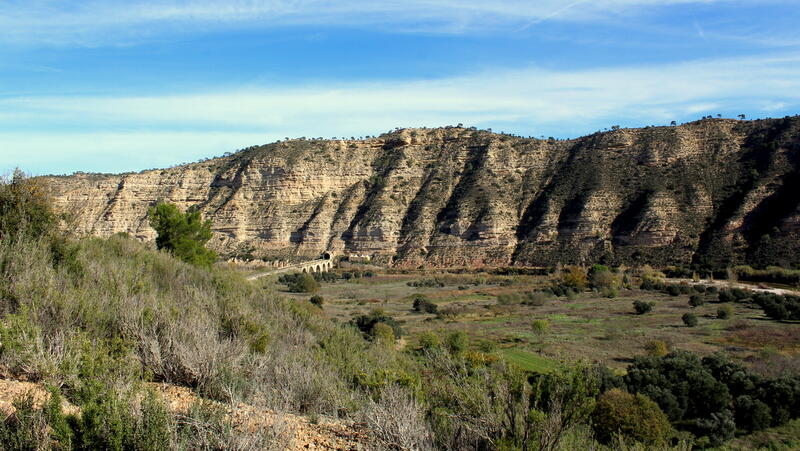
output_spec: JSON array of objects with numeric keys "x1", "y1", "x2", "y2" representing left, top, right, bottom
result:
[{"x1": 0, "y1": 379, "x2": 373, "y2": 450}]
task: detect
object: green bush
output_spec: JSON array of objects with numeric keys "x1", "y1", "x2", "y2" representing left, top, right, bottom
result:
[
  {"x1": 445, "y1": 331, "x2": 468, "y2": 355},
  {"x1": 0, "y1": 393, "x2": 51, "y2": 450},
  {"x1": 591, "y1": 389, "x2": 672, "y2": 445},
  {"x1": 682, "y1": 313, "x2": 698, "y2": 327},
  {"x1": 666, "y1": 285, "x2": 681, "y2": 296},
  {"x1": 148, "y1": 202, "x2": 216, "y2": 267},
  {"x1": 411, "y1": 295, "x2": 438, "y2": 314},
  {"x1": 417, "y1": 331, "x2": 442, "y2": 352},
  {"x1": 0, "y1": 170, "x2": 57, "y2": 239},
  {"x1": 288, "y1": 273, "x2": 320, "y2": 293},
  {"x1": 531, "y1": 319, "x2": 550, "y2": 339},
  {"x1": 688, "y1": 294, "x2": 705, "y2": 308},
  {"x1": 633, "y1": 300, "x2": 654, "y2": 315},
  {"x1": 717, "y1": 305, "x2": 733, "y2": 320},
  {"x1": 351, "y1": 309, "x2": 402, "y2": 339}
]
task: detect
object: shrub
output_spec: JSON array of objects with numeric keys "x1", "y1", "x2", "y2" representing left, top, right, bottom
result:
[
  {"x1": 445, "y1": 331, "x2": 468, "y2": 355},
  {"x1": 666, "y1": 285, "x2": 681, "y2": 296},
  {"x1": 0, "y1": 170, "x2": 57, "y2": 239},
  {"x1": 148, "y1": 202, "x2": 217, "y2": 267},
  {"x1": 717, "y1": 305, "x2": 733, "y2": 320},
  {"x1": 309, "y1": 295, "x2": 324, "y2": 306},
  {"x1": 633, "y1": 300, "x2": 654, "y2": 315},
  {"x1": 562, "y1": 266, "x2": 588, "y2": 290},
  {"x1": 590, "y1": 266, "x2": 620, "y2": 291},
  {"x1": 718, "y1": 289, "x2": 736, "y2": 303},
  {"x1": 0, "y1": 393, "x2": 51, "y2": 450},
  {"x1": 682, "y1": 313, "x2": 698, "y2": 327},
  {"x1": 531, "y1": 320, "x2": 550, "y2": 340},
  {"x1": 351, "y1": 309, "x2": 402, "y2": 339},
  {"x1": 411, "y1": 295, "x2": 438, "y2": 314},
  {"x1": 591, "y1": 389, "x2": 672, "y2": 446},
  {"x1": 688, "y1": 294, "x2": 705, "y2": 308},
  {"x1": 372, "y1": 323, "x2": 396, "y2": 344},
  {"x1": 288, "y1": 273, "x2": 320, "y2": 293},
  {"x1": 644, "y1": 340, "x2": 669, "y2": 357},
  {"x1": 417, "y1": 331, "x2": 442, "y2": 352}
]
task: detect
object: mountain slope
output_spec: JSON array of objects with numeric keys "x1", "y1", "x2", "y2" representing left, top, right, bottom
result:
[{"x1": 46, "y1": 117, "x2": 800, "y2": 268}]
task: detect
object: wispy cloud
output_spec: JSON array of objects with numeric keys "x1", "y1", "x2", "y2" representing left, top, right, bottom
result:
[
  {"x1": 2, "y1": 52, "x2": 799, "y2": 174},
  {"x1": 0, "y1": 0, "x2": 740, "y2": 46}
]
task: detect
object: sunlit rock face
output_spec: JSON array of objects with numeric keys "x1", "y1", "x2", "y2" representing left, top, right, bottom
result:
[{"x1": 46, "y1": 117, "x2": 800, "y2": 268}]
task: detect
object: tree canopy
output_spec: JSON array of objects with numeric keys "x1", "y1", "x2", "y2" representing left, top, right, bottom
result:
[{"x1": 148, "y1": 202, "x2": 216, "y2": 267}]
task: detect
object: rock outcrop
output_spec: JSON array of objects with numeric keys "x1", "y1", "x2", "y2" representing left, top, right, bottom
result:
[{"x1": 45, "y1": 117, "x2": 800, "y2": 268}]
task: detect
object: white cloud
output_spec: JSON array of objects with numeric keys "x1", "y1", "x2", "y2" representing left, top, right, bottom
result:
[
  {"x1": 0, "y1": 0, "x2": 741, "y2": 46},
  {"x1": 2, "y1": 51, "x2": 799, "y2": 174}
]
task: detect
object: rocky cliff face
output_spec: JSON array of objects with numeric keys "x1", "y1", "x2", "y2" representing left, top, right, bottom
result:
[{"x1": 45, "y1": 117, "x2": 800, "y2": 269}]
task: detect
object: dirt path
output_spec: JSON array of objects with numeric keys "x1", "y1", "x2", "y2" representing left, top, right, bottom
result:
[
  {"x1": 670, "y1": 278, "x2": 799, "y2": 296},
  {"x1": 0, "y1": 379, "x2": 372, "y2": 451}
]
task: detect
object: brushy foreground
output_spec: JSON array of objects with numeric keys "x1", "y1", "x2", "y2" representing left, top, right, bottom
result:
[
  {"x1": 0, "y1": 207, "x2": 797, "y2": 449},
  {"x1": 0, "y1": 233, "x2": 431, "y2": 449}
]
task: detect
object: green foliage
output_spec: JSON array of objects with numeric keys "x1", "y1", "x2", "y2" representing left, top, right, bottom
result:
[
  {"x1": 531, "y1": 320, "x2": 550, "y2": 340},
  {"x1": 591, "y1": 389, "x2": 672, "y2": 445},
  {"x1": 717, "y1": 305, "x2": 733, "y2": 320},
  {"x1": 0, "y1": 170, "x2": 57, "y2": 239},
  {"x1": 622, "y1": 351, "x2": 800, "y2": 447},
  {"x1": 0, "y1": 393, "x2": 50, "y2": 450},
  {"x1": 633, "y1": 300, "x2": 654, "y2": 315},
  {"x1": 688, "y1": 294, "x2": 705, "y2": 308},
  {"x1": 287, "y1": 273, "x2": 320, "y2": 293},
  {"x1": 445, "y1": 331, "x2": 468, "y2": 355},
  {"x1": 372, "y1": 322, "x2": 396, "y2": 344},
  {"x1": 417, "y1": 331, "x2": 442, "y2": 352},
  {"x1": 411, "y1": 295, "x2": 438, "y2": 314},
  {"x1": 644, "y1": 340, "x2": 669, "y2": 357},
  {"x1": 351, "y1": 309, "x2": 403, "y2": 339},
  {"x1": 751, "y1": 292, "x2": 800, "y2": 320},
  {"x1": 682, "y1": 313, "x2": 698, "y2": 327},
  {"x1": 147, "y1": 202, "x2": 216, "y2": 267},
  {"x1": 666, "y1": 284, "x2": 681, "y2": 296},
  {"x1": 309, "y1": 294, "x2": 324, "y2": 306},
  {"x1": 562, "y1": 266, "x2": 588, "y2": 290}
]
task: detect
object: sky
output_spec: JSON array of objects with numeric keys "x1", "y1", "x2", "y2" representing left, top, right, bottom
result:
[{"x1": 1, "y1": 1, "x2": 799, "y2": 175}]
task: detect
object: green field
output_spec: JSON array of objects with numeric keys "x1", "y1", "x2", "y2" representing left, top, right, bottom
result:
[{"x1": 277, "y1": 267, "x2": 800, "y2": 372}]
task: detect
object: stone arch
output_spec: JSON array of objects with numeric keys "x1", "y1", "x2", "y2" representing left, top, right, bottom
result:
[
  {"x1": 302, "y1": 267, "x2": 307, "y2": 274},
  {"x1": 323, "y1": 251, "x2": 332, "y2": 260},
  {"x1": 315, "y1": 264, "x2": 322, "y2": 273}
]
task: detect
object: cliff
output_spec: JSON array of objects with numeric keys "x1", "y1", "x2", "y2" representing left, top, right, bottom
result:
[{"x1": 45, "y1": 117, "x2": 800, "y2": 269}]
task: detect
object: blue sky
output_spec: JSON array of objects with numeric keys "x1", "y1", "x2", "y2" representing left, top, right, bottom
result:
[{"x1": 1, "y1": 1, "x2": 799, "y2": 175}]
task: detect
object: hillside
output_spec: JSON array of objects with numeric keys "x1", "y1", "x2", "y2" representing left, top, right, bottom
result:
[{"x1": 46, "y1": 117, "x2": 800, "y2": 269}]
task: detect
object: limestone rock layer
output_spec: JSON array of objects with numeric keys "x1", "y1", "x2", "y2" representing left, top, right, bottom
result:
[{"x1": 46, "y1": 118, "x2": 800, "y2": 268}]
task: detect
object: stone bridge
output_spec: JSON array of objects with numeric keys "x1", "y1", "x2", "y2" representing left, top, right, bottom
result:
[{"x1": 246, "y1": 253, "x2": 334, "y2": 281}]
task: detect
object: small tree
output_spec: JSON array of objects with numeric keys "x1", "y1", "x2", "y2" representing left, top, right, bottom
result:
[
  {"x1": 634, "y1": 300, "x2": 654, "y2": 315},
  {"x1": 717, "y1": 305, "x2": 733, "y2": 320},
  {"x1": 372, "y1": 323, "x2": 395, "y2": 345},
  {"x1": 445, "y1": 331, "x2": 468, "y2": 355},
  {"x1": 644, "y1": 340, "x2": 669, "y2": 357},
  {"x1": 591, "y1": 389, "x2": 672, "y2": 446},
  {"x1": 562, "y1": 266, "x2": 588, "y2": 291},
  {"x1": 148, "y1": 202, "x2": 216, "y2": 267},
  {"x1": 682, "y1": 312, "x2": 698, "y2": 327},
  {"x1": 309, "y1": 295, "x2": 324, "y2": 306},
  {"x1": 288, "y1": 273, "x2": 320, "y2": 293},
  {"x1": 688, "y1": 294, "x2": 705, "y2": 308},
  {"x1": 0, "y1": 169, "x2": 57, "y2": 239}
]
